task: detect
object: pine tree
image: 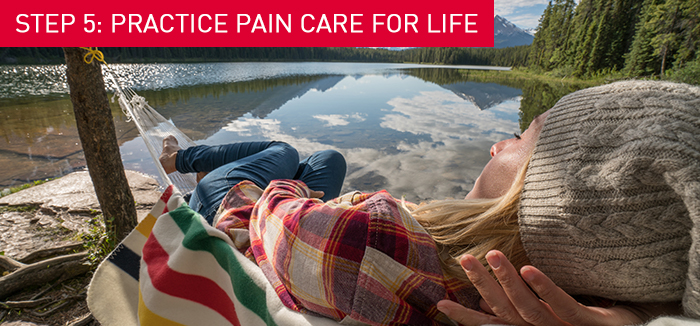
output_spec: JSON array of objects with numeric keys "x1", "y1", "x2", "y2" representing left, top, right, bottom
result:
[
  {"x1": 624, "y1": 0, "x2": 660, "y2": 76},
  {"x1": 529, "y1": 1, "x2": 554, "y2": 69},
  {"x1": 650, "y1": 0, "x2": 682, "y2": 76},
  {"x1": 625, "y1": 0, "x2": 688, "y2": 76},
  {"x1": 565, "y1": 0, "x2": 597, "y2": 75},
  {"x1": 606, "y1": 0, "x2": 644, "y2": 71},
  {"x1": 547, "y1": 0, "x2": 577, "y2": 68},
  {"x1": 586, "y1": 0, "x2": 614, "y2": 74},
  {"x1": 673, "y1": 0, "x2": 700, "y2": 68}
]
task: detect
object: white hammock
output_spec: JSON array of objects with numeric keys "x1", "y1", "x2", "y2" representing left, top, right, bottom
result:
[{"x1": 104, "y1": 66, "x2": 198, "y2": 195}]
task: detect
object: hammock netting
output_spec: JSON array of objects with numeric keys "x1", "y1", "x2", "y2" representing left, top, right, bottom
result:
[{"x1": 104, "y1": 67, "x2": 198, "y2": 195}]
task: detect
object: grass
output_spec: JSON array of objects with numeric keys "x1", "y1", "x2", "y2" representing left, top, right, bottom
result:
[
  {"x1": 71, "y1": 213, "x2": 116, "y2": 267},
  {"x1": 35, "y1": 224, "x2": 74, "y2": 239},
  {"x1": 469, "y1": 65, "x2": 700, "y2": 87},
  {"x1": 457, "y1": 66, "x2": 622, "y2": 87},
  {"x1": 0, "y1": 205, "x2": 39, "y2": 213},
  {"x1": 1, "y1": 178, "x2": 56, "y2": 198}
]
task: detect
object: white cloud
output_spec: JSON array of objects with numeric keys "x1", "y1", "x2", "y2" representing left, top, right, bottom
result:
[
  {"x1": 381, "y1": 91, "x2": 519, "y2": 144},
  {"x1": 223, "y1": 118, "x2": 281, "y2": 137},
  {"x1": 222, "y1": 117, "x2": 337, "y2": 156},
  {"x1": 313, "y1": 113, "x2": 366, "y2": 127},
  {"x1": 495, "y1": 0, "x2": 549, "y2": 29},
  {"x1": 507, "y1": 13, "x2": 544, "y2": 30},
  {"x1": 495, "y1": 0, "x2": 548, "y2": 16}
]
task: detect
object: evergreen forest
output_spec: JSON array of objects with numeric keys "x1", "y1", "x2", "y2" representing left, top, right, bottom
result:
[{"x1": 528, "y1": 0, "x2": 699, "y2": 83}]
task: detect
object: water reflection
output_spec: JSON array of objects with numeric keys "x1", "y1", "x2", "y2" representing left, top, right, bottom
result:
[
  {"x1": 121, "y1": 73, "x2": 523, "y2": 202},
  {"x1": 405, "y1": 68, "x2": 522, "y2": 110},
  {"x1": 0, "y1": 62, "x2": 509, "y2": 99},
  {"x1": 0, "y1": 63, "x2": 587, "y2": 202},
  {"x1": 0, "y1": 98, "x2": 134, "y2": 187}
]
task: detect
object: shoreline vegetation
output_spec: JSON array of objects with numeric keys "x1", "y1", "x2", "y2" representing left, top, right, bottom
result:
[{"x1": 457, "y1": 67, "x2": 606, "y2": 87}]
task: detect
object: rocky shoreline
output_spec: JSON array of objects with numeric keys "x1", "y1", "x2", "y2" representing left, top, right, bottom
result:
[{"x1": 0, "y1": 171, "x2": 161, "y2": 326}]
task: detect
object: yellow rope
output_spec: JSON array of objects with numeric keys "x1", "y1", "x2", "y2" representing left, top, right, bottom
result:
[{"x1": 79, "y1": 47, "x2": 107, "y2": 65}]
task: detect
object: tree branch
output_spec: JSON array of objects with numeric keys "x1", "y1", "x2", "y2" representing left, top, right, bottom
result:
[{"x1": 0, "y1": 252, "x2": 90, "y2": 299}]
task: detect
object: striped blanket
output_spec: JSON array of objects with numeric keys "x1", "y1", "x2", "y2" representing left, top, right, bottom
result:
[{"x1": 87, "y1": 185, "x2": 342, "y2": 326}]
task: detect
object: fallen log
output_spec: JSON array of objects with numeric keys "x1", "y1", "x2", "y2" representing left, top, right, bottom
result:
[
  {"x1": 0, "y1": 256, "x2": 24, "y2": 273},
  {"x1": 30, "y1": 294, "x2": 86, "y2": 317},
  {"x1": 67, "y1": 313, "x2": 94, "y2": 326},
  {"x1": 17, "y1": 243, "x2": 84, "y2": 264},
  {"x1": 0, "y1": 297, "x2": 52, "y2": 309},
  {"x1": 0, "y1": 252, "x2": 90, "y2": 299}
]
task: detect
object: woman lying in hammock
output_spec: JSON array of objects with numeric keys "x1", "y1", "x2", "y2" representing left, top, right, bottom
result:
[{"x1": 157, "y1": 80, "x2": 700, "y2": 326}]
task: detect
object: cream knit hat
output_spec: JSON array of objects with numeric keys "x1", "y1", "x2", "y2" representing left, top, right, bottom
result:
[{"x1": 518, "y1": 80, "x2": 700, "y2": 317}]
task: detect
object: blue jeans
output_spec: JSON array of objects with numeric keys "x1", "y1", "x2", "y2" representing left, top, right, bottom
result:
[{"x1": 175, "y1": 141, "x2": 346, "y2": 224}]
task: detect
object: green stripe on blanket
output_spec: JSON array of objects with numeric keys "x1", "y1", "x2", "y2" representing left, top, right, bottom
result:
[{"x1": 161, "y1": 204, "x2": 277, "y2": 325}]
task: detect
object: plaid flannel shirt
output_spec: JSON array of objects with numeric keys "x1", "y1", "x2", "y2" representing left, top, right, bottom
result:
[{"x1": 214, "y1": 179, "x2": 479, "y2": 326}]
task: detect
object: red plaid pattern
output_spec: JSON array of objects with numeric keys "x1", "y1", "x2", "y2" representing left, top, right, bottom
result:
[{"x1": 215, "y1": 180, "x2": 479, "y2": 325}]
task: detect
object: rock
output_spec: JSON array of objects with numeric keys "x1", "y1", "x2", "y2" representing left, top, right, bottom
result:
[
  {"x1": 39, "y1": 207, "x2": 56, "y2": 216},
  {"x1": 0, "y1": 170, "x2": 161, "y2": 221},
  {"x1": 0, "y1": 170, "x2": 162, "y2": 258}
]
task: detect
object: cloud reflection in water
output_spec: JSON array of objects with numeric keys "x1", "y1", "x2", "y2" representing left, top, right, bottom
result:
[{"x1": 222, "y1": 79, "x2": 521, "y2": 202}]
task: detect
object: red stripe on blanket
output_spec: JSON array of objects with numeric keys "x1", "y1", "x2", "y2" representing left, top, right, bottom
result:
[
  {"x1": 160, "y1": 186, "x2": 175, "y2": 215},
  {"x1": 143, "y1": 233, "x2": 242, "y2": 326}
]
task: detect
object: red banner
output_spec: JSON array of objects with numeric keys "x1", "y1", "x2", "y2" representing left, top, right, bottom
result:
[{"x1": 2, "y1": 0, "x2": 494, "y2": 47}]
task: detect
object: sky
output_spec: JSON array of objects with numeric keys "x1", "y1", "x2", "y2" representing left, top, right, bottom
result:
[{"x1": 495, "y1": 0, "x2": 549, "y2": 30}]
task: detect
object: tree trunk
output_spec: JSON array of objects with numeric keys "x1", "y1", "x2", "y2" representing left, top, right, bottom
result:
[
  {"x1": 660, "y1": 45, "x2": 667, "y2": 77},
  {"x1": 63, "y1": 47, "x2": 137, "y2": 242}
]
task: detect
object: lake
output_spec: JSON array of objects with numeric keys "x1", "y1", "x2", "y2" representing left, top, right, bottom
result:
[{"x1": 0, "y1": 62, "x2": 587, "y2": 202}]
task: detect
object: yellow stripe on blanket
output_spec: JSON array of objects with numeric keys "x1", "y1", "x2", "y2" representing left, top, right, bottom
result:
[
  {"x1": 138, "y1": 290, "x2": 187, "y2": 326},
  {"x1": 136, "y1": 214, "x2": 158, "y2": 238}
]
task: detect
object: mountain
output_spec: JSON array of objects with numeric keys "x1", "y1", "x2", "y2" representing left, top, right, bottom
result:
[
  {"x1": 249, "y1": 75, "x2": 345, "y2": 118},
  {"x1": 494, "y1": 15, "x2": 535, "y2": 48},
  {"x1": 439, "y1": 81, "x2": 522, "y2": 110}
]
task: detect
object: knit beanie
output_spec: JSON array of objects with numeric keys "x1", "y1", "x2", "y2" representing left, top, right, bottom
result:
[{"x1": 518, "y1": 80, "x2": 700, "y2": 317}]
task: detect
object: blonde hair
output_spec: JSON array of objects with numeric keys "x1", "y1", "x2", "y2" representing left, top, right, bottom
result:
[{"x1": 411, "y1": 158, "x2": 531, "y2": 282}]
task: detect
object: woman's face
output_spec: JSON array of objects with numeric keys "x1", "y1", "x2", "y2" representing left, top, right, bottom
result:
[{"x1": 465, "y1": 110, "x2": 551, "y2": 199}]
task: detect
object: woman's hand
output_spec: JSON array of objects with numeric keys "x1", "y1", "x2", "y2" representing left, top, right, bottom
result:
[
  {"x1": 309, "y1": 190, "x2": 325, "y2": 199},
  {"x1": 436, "y1": 250, "x2": 645, "y2": 326}
]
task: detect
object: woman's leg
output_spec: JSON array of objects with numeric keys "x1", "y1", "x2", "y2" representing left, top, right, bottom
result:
[
  {"x1": 175, "y1": 141, "x2": 279, "y2": 174},
  {"x1": 160, "y1": 137, "x2": 346, "y2": 223},
  {"x1": 294, "y1": 150, "x2": 347, "y2": 201},
  {"x1": 179, "y1": 141, "x2": 300, "y2": 224}
]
